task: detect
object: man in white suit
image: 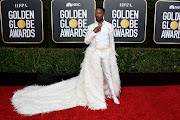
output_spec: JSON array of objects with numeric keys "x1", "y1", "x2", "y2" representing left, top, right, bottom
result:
[{"x1": 84, "y1": 7, "x2": 120, "y2": 105}]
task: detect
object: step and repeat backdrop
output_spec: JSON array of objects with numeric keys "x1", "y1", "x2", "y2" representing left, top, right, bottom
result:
[{"x1": 0, "y1": 0, "x2": 180, "y2": 44}]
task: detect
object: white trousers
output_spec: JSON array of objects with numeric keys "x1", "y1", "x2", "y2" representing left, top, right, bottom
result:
[{"x1": 96, "y1": 48, "x2": 117, "y2": 99}]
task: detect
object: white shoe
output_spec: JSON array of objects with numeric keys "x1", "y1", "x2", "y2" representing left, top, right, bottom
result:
[{"x1": 113, "y1": 97, "x2": 120, "y2": 105}]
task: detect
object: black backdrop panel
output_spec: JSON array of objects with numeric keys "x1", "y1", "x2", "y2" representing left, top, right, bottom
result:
[
  {"x1": 104, "y1": 0, "x2": 147, "y2": 43},
  {"x1": 51, "y1": 0, "x2": 95, "y2": 43},
  {"x1": 154, "y1": 0, "x2": 180, "y2": 44},
  {"x1": 0, "y1": 0, "x2": 44, "y2": 44}
]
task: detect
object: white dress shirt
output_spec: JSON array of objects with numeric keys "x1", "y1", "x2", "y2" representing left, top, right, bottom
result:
[{"x1": 93, "y1": 21, "x2": 109, "y2": 49}]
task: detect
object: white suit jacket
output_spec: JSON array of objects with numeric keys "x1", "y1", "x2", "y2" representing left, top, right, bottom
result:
[{"x1": 84, "y1": 20, "x2": 118, "y2": 56}]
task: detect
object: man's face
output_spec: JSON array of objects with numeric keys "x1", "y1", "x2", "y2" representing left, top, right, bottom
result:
[{"x1": 95, "y1": 8, "x2": 104, "y2": 22}]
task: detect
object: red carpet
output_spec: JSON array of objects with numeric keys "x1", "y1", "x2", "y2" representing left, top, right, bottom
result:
[{"x1": 0, "y1": 85, "x2": 179, "y2": 120}]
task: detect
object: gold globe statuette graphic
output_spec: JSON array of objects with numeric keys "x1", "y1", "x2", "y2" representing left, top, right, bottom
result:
[
  {"x1": 17, "y1": 19, "x2": 26, "y2": 29},
  {"x1": 69, "y1": 19, "x2": 78, "y2": 28},
  {"x1": 120, "y1": 19, "x2": 129, "y2": 28},
  {"x1": 170, "y1": 21, "x2": 178, "y2": 30}
]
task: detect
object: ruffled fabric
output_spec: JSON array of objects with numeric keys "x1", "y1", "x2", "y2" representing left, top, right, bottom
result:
[{"x1": 11, "y1": 47, "x2": 121, "y2": 116}]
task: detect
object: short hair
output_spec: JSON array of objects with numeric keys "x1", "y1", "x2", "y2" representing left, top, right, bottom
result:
[{"x1": 96, "y1": 7, "x2": 105, "y2": 13}]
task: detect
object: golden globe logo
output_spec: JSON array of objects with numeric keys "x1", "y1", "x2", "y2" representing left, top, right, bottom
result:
[
  {"x1": 59, "y1": 9, "x2": 87, "y2": 37},
  {"x1": 161, "y1": 12, "x2": 180, "y2": 38},
  {"x1": 112, "y1": 10, "x2": 139, "y2": 37},
  {"x1": 8, "y1": 10, "x2": 35, "y2": 38}
]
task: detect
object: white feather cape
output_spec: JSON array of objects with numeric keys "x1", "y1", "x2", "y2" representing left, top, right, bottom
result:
[{"x1": 11, "y1": 47, "x2": 121, "y2": 116}]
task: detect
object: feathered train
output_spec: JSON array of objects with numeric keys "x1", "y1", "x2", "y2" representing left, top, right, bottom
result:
[{"x1": 11, "y1": 47, "x2": 121, "y2": 116}]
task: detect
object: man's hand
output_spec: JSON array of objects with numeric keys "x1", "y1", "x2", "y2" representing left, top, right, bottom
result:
[{"x1": 93, "y1": 24, "x2": 102, "y2": 33}]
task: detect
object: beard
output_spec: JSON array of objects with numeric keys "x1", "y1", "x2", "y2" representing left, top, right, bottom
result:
[{"x1": 96, "y1": 17, "x2": 102, "y2": 22}]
